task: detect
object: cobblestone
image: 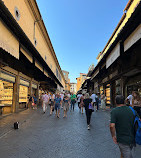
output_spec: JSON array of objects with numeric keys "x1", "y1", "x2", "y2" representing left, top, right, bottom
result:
[{"x1": 0, "y1": 105, "x2": 140, "y2": 158}]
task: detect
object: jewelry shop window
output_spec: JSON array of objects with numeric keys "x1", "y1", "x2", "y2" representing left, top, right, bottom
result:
[{"x1": 0, "y1": 80, "x2": 13, "y2": 105}]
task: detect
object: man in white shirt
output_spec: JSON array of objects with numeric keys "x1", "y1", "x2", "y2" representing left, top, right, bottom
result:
[
  {"x1": 126, "y1": 91, "x2": 134, "y2": 106},
  {"x1": 90, "y1": 92, "x2": 98, "y2": 111},
  {"x1": 60, "y1": 93, "x2": 64, "y2": 108},
  {"x1": 42, "y1": 92, "x2": 49, "y2": 113}
]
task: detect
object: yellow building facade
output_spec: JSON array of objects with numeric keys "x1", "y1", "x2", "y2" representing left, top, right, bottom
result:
[{"x1": 0, "y1": 0, "x2": 65, "y2": 115}]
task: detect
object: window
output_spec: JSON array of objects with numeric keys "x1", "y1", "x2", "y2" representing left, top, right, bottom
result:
[
  {"x1": 14, "y1": 7, "x2": 20, "y2": 21},
  {"x1": 34, "y1": 38, "x2": 37, "y2": 46},
  {"x1": 50, "y1": 64, "x2": 52, "y2": 69},
  {"x1": 56, "y1": 68, "x2": 58, "y2": 77}
]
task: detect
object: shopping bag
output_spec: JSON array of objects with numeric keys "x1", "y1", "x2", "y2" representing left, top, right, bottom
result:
[{"x1": 89, "y1": 103, "x2": 94, "y2": 112}]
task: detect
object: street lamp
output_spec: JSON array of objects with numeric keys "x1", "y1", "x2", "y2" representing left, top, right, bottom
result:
[{"x1": 33, "y1": 18, "x2": 42, "y2": 40}]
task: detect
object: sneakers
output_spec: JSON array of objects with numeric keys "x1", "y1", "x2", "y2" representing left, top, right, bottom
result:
[{"x1": 87, "y1": 125, "x2": 90, "y2": 130}]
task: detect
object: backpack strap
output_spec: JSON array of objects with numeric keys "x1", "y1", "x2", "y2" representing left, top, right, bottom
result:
[{"x1": 129, "y1": 106, "x2": 136, "y2": 116}]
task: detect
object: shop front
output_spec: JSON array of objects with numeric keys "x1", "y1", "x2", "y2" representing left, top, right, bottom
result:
[
  {"x1": 0, "y1": 71, "x2": 15, "y2": 114},
  {"x1": 125, "y1": 74, "x2": 141, "y2": 98},
  {"x1": 19, "y1": 79, "x2": 29, "y2": 109}
]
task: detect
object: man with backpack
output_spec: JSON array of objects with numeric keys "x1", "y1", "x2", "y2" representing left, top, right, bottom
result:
[{"x1": 110, "y1": 95, "x2": 136, "y2": 158}]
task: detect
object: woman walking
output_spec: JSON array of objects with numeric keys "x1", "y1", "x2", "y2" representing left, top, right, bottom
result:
[
  {"x1": 83, "y1": 93, "x2": 93, "y2": 130},
  {"x1": 132, "y1": 91, "x2": 141, "y2": 118},
  {"x1": 80, "y1": 94, "x2": 84, "y2": 114},
  {"x1": 63, "y1": 94, "x2": 69, "y2": 118}
]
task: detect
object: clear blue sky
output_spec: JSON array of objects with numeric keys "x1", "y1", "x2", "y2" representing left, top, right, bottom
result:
[{"x1": 36, "y1": 0, "x2": 129, "y2": 83}]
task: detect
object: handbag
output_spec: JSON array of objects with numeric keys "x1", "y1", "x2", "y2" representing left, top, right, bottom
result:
[{"x1": 89, "y1": 103, "x2": 94, "y2": 112}]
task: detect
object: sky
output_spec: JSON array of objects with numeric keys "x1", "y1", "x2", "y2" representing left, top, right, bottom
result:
[{"x1": 36, "y1": 0, "x2": 129, "y2": 83}]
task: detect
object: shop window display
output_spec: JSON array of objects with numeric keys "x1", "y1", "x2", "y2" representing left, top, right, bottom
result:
[
  {"x1": 106, "y1": 84, "x2": 111, "y2": 104},
  {"x1": 0, "y1": 80, "x2": 13, "y2": 105},
  {"x1": 19, "y1": 85, "x2": 28, "y2": 108}
]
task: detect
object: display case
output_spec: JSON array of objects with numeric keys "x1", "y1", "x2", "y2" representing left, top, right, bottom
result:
[
  {"x1": 106, "y1": 84, "x2": 111, "y2": 104},
  {"x1": 19, "y1": 85, "x2": 28, "y2": 103},
  {"x1": 0, "y1": 80, "x2": 13, "y2": 105}
]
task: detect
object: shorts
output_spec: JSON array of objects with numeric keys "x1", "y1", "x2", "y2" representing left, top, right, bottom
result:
[
  {"x1": 118, "y1": 143, "x2": 134, "y2": 158},
  {"x1": 55, "y1": 104, "x2": 60, "y2": 110}
]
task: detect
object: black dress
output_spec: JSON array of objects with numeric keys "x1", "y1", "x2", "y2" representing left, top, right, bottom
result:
[{"x1": 83, "y1": 98, "x2": 93, "y2": 125}]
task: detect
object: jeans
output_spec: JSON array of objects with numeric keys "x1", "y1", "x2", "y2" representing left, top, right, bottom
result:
[
  {"x1": 71, "y1": 100, "x2": 75, "y2": 111},
  {"x1": 85, "y1": 110, "x2": 92, "y2": 125}
]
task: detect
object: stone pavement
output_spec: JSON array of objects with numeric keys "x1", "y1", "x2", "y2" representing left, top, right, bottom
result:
[{"x1": 0, "y1": 105, "x2": 140, "y2": 158}]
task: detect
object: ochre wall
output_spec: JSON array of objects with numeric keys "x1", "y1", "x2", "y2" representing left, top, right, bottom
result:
[
  {"x1": 2, "y1": 0, "x2": 65, "y2": 87},
  {"x1": 76, "y1": 77, "x2": 81, "y2": 92}
]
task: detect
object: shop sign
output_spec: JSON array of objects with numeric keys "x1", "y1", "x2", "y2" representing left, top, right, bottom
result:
[
  {"x1": 32, "y1": 83, "x2": 37, "y2": 89},
  {"x1": 91, "y1": 69, "x2": 99, "y2": 80},
  {"x1": 102, "y1": 77, "x2": 108, "y2": 83},
  {"x1": 20, "y1": 79, "x2": 29, "y2": 87},
  {"x1": 109, "y1": 70, "x2": 118, "y2": 79},
  {"x1": 0, "y1": 71, "x2": 15, "y2": 83},
  {"x1": 124, "y1": 24, "x2": 141, "y2": 52},
  {"x1": 106, "y1": 43, "x2": 120, "y2": 69}
]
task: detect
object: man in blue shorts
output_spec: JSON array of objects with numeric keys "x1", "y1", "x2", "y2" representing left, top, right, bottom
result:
[{"x1": 54, "y1": 94, "x2": 61, "y2": 118}]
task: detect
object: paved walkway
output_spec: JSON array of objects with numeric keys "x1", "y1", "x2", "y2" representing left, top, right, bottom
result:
[{"x1": 0, "y1": 105, "x2": 140, "y2": 158}]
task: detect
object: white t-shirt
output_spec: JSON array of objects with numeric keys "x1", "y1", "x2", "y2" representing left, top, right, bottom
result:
[
  {"x1": 42, "y1": 94, "x2": 49, "y2": 102},
  {"x1": 67, "y1": 94, "x2": 71, "y2": 98},
  {"x1": 60, "y1": 93, "x2": 64, "y2": 100},
  {"x1": 127, "y1": 94, "x2": 133, "y2": 105},
  {"x1": 91, "y1": 94, "x2": 97, "y2": 103},
  {"x1": 77, "y1": 94, "x2": 82, "y2": 102}
]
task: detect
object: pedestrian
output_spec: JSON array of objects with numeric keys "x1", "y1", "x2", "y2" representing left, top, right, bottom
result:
[
  {"x1": 60, "y1": 93, "x2": 64, "y2": 109},
  {"x1": 77, "y1": 92, "x2": 82, "y2": 111},
  {"x1": 90, "y1": 91, "x2": 97, "y2": 111},
  {"x1": 27, "y1": 94, "x2": 32, "y2": 108},
  {"x1": 80, "y1": 94, "x2": 84, "y2": 114},
  {"x1": 42, "y1": 92, "x2": 49, "y2": 113},
  {"x1": 83, "y1": 93, "x2": 93, "y2": 130},
  {"x1": 50, "y1": 93, "x2": 55, "y2": 115},
  {"x1": 101, "y1": 93, "x2": 106, "y2": 111},
  {"x1": 132, "y1": 91, "x2": 141, "y2": 118},
  {"x1": 126, "y1": 91, "x2": 134, "y2": 106},
  {"x1": 54, "y1": 94, "x2": 61, "y2": 118},
  {"x1": 110, "y1": 95, "x2": 136, "y2": 158},
  {"x1": 63, "y1": 94, "x2": 69, "y2": 118},
  {"x1": 70, "y1": 92, "x2": 76, "y2": 111},
  {"x1": 32, "y1": 94, "x2": 38, "y2": 109}
]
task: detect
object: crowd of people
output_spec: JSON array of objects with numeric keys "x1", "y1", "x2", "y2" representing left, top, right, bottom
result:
[
  {"x1": 27, "y1": 90, "x2": 141, "y2": 157},
  {"x1": 36, "y1": 91, "x2": 108, "y2": 130}
]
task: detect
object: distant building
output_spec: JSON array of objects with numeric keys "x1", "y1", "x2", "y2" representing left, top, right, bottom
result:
[
  {"x1": 62, "y1": 70, "x2": 71, "y2": 93},
  {"x1": 70, "y1": 83, "x2": 77, "y2": 94},
  {"x1": 76, "y1": 73, "x2": 87, "y2": 92}
]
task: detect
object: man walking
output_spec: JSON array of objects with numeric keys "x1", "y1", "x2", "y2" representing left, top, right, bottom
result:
[
  {"x1": 90, "y1": 92, "x2": 97, "y2": 111},
  {"x1": 110, "y1": 95, "x2": 135, "y2": 158},
  {"x1": 42, "y1": 92, "x2": 49, "y2": 113},
  {"x1": 70, "y1": 92, "x2": 76, "y2": 111}
]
